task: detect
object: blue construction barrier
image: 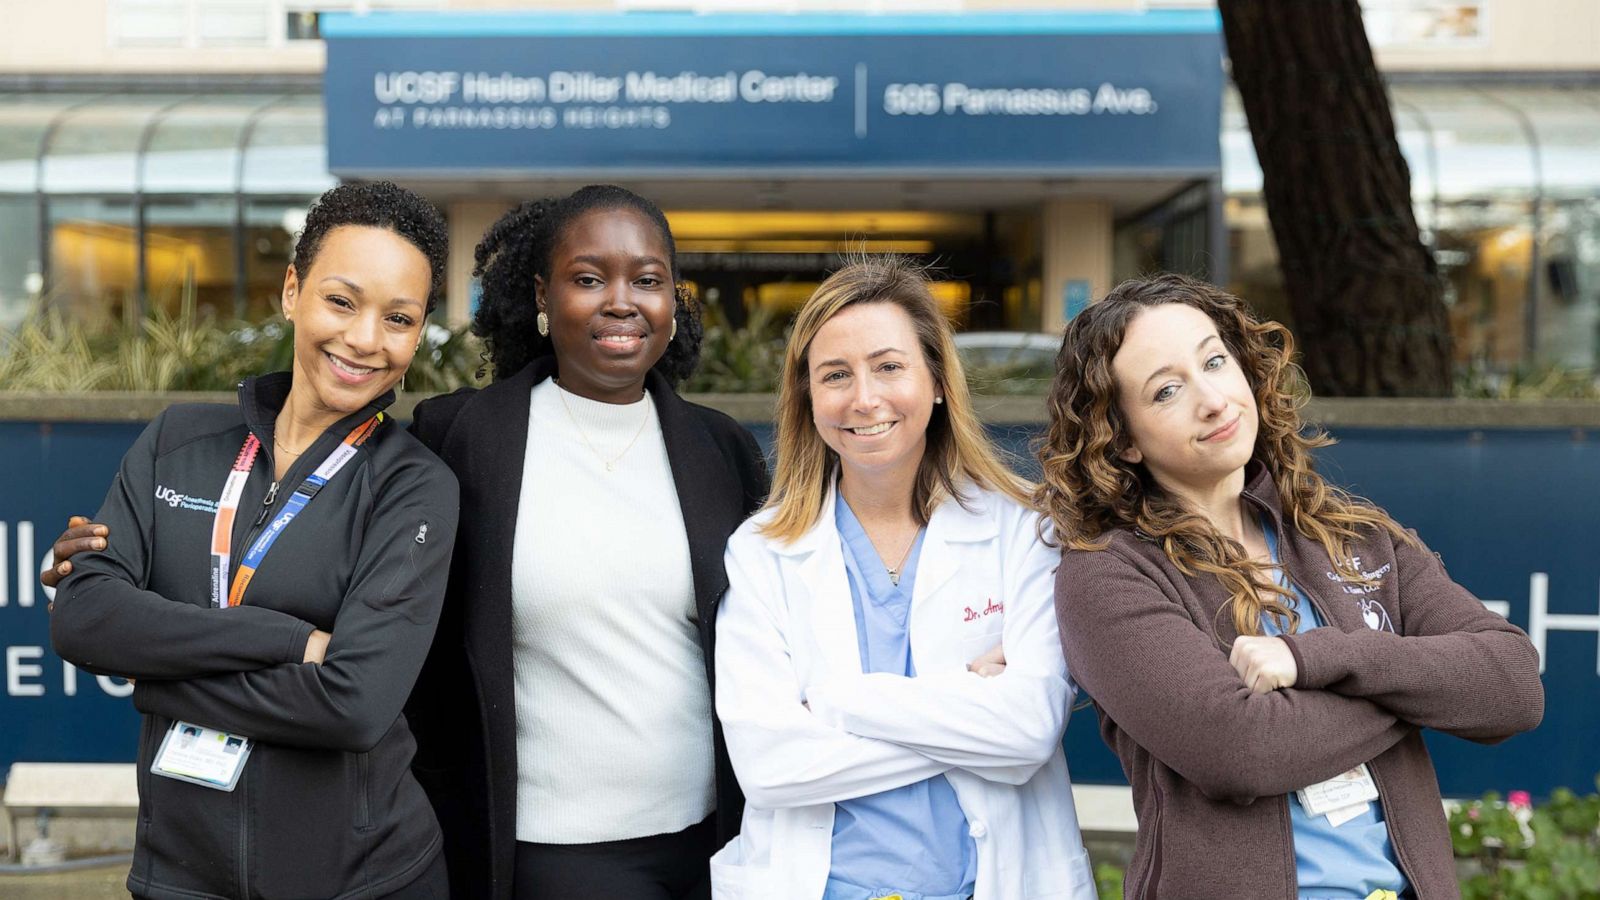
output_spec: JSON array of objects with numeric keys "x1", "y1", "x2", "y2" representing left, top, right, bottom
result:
[{"x1": 2, "y1": 416, "x2": 1592, "y2": 798}]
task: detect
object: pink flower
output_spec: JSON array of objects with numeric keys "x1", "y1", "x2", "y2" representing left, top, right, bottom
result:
[
  {"x1": 1508, "y1": 790, "x2": 1532, "y2": 810},
  {"x1": 1468, "y1": 807, "x2": 1480, "y2": 820}
]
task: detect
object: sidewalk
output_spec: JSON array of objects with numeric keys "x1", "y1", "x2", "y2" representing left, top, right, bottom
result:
[{"x1": 0, "y1": 863, "x2": 129, "y2": 899}]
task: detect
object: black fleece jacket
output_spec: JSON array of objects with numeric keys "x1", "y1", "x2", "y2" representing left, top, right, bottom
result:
[{"x1": 52, "y1": 373, "x2": 461, "y2": 900}]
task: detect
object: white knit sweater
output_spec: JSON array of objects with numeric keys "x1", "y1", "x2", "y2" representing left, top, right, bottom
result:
[{"x1": 510, "y1": 379, "x2": 713, "y2": 844}]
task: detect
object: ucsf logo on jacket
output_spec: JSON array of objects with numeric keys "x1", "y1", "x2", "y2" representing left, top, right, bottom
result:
[{"x1": 712, "y1": 484, "x2": 1097, "y2": 900}]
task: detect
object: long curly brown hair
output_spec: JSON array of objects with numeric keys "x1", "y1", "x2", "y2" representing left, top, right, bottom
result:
[{"x1": 1034, "y1": 274, "x2": 1412, "y2": 638}]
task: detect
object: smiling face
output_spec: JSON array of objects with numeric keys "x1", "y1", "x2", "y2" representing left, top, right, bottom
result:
[
  {"x1": 535, "y1": 206, "x2": 675, "y2": 404},
  {"x1": 808, "y1": 301, "x2": 941, "y2": 486},
  {"x1": 1111, "y1": 302, "x2": 1259, "y2": 498},
  {"x1": 280, "y1": 224, "x2": 428, "y2": 419}
]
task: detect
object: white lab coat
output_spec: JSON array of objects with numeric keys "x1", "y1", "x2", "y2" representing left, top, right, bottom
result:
[{"x1": 712, "y1": 483, "x2": 1098, "y2": 900}]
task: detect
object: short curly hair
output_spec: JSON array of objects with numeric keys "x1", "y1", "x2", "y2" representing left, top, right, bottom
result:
[
  {"x1": 292, "y1": 181, "x2": 449, "y2": 314},
  {"x1": 471, "y1": 184, "x2": 702, "y2": 384}
]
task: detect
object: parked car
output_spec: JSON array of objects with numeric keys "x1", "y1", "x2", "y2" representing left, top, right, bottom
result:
[{"x1": 954, "y1": 331, "x2": 1061, "y2": 384}]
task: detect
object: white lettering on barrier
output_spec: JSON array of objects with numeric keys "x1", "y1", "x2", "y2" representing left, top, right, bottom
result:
[
  {"x1": 17, "y1": 521, "x2": 32, "y2": 608},
  {"x1": 1528, "y1": 572, "x2": 1600, "y2": 675},
  {"x1": 0, "y1": 521, "x2": 42, "y2": 608},
  {"x1": 98, "y1": 674, "x2": 135, "y2": 698},
  {"x1": 7, "y1": 646, "x2": 44, "y2": 697},
  {"x1": 0, "y1": 655, "x2": 131, "y2": 699}
]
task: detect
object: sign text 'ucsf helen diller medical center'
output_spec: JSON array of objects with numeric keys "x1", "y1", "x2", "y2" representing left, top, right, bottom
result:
[{"x1": 321, "y1": 11, "x2": 1223, "y2": 175}]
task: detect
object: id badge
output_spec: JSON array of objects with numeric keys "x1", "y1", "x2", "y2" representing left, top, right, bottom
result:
[
  {"x1": 151, "y1": 721, "x2": 252, "y2": 791},
  {"x1": 1296, "y1": 763, "x2": 1379, "y2": 824}
]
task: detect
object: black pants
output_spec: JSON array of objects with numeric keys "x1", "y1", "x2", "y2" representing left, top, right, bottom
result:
[
  {"x1": 513, "y1": 815, "x2": 716, "y2": 900},
  {"x1": 136, "y1": 852, "x2": 449, "y2": 900},
  {"x1": 375, "y1": 850, "x2": 450, "y2": 900}
]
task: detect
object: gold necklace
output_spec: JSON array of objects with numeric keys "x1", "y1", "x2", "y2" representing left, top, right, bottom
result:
[
  {"x1": 275, "y1": 435, "x2": 308, "y2": 456},
  {"x1": 555, "y1": 383, "x2": 652, "y2": 472}
]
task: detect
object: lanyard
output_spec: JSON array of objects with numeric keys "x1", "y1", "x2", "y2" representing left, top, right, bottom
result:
[{"x1": 208, "y1": 413, "x2": 383, "y2": 608}]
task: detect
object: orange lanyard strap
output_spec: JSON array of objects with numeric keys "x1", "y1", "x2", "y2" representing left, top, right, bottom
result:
[{"x1": 208, "y1": 414, "x2": 383, "y2": 608}]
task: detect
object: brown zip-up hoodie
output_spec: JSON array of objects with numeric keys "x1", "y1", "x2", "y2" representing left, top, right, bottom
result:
[{"x1": 1055, "y1": 464, "x2": 1543, "y2": 899}]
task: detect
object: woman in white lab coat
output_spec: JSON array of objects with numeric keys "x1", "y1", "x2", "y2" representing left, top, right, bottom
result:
[{"x1": 711, "y1": 257, "x2": 1098, "y2": 900}]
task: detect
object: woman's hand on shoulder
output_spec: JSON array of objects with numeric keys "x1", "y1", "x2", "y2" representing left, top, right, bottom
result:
[
  {"x1": 1229, "y1": 636, "x2": 1297, "y2": 694},
  {"x1": 42, "y1": 517, "x2": 108, "y2": 590}
]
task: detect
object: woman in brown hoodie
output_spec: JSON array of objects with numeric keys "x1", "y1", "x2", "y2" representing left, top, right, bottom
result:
[{"x1": 1036, "y1": 274, "x2": 1543, "y2": 900}]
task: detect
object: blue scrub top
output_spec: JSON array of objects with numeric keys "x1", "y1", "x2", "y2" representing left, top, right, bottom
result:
[
  {"x1": 1259, "y1": 517, "x2": 1409, "y2": 900},
  {"x1": 821, "y1": 493, "x2": 978, "y2": 900}
]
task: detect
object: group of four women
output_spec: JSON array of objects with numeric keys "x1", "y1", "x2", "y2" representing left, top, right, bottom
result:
[{"x1": 46, "y1": 181, "x2": 1543, "y2": 900}]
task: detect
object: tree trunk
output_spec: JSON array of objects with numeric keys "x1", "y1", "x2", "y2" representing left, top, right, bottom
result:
[{"x1": 1219, "y1": 0, "x2": 1453, "y2": 396}]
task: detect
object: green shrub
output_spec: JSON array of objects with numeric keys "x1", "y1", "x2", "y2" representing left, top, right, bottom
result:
[
  {"x1": 1095, "y1": 861, "x2": 1126, "y2": 897},
  {"x1": 0, "y1": 295, "x2": 485, "y2": 394},
  {"x1": 1456, "y1": 362, "x2": 1600, "y2": 400},
  {"x1": 1452, "y1": 779, "x2": 1600, "y2": 900},
  {"x1": 681, "y1": 303, "x2": 788, "y2": 394}
]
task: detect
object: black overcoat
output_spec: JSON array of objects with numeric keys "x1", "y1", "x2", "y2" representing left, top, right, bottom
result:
[{"x1": 405, "y1": 357, "x2": 769, "y2": 899}]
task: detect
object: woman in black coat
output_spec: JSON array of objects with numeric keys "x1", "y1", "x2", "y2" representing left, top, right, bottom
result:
[{"x1": 404, "y1": 185, "x2": 767, "y2": 900}]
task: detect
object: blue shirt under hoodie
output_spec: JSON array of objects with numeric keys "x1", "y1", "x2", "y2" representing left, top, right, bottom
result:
[
  {"x1": 1259, "y1": 517, "x2": 1409, "y2": 900},
  {"x1": 821, "y1": 493, "x2": 978, "y2": 900}
]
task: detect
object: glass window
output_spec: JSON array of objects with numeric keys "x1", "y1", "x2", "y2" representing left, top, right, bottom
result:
[
  {"x1": 1435, "y1": 198, "x2": 1536, "y2": 368},
  {"x1": 198, "y1": 0, "x2": 271, "y2": 46},
  {"x1": 1391, "y1": 86, "x2": 1536, "y2": 201},
  {"x1": 1387, "y1": 97, "x2": 1440, "y2": 232},
  {"x1": 3, "y1": 90, "x2": 330, "y2": 330},
  {"x1": 1361, "y1": 1, "x2": 1485, "y2": 48},
  {"x1": 244, "y1": 200, "x2": 312, "y2": 320},
  {"x1": 0, "y1": 95, "x2": 93, "y2": 194},
  {"x1": 143, "y1": 98, "x2": 260, "y2": 194},
  {"x1": 145, "y1": 197, "x2": 239, "y2": 319},
  {"x1": 110, "y1": 0, "x2": 271, "y2": 47},
  {"x1": 1223, "y1": 82, "x2": 1600, "y2": 371},
  {"x1": 1540, "y1": 199, "x2": 1600, "y2": 370},
  {"x1": 241, "y1": 98, "x2": 335, "y2": 195},
  {"x1": 0, "y1": 198, "x2": 43, "y2": 330},
  {"x1": 41, "y1": 98, "x2": 184, "y2": 194},
  {"x1": 1517, "y1": 87, "x2": 1600, "y2": 200},
  {"x1": 110, "y1": 0, "x2": 189, "y2": 47},
  {"x1": 47, "y1": 197, "x2": 139, "y2": 328},
  {"x1": 1113, "y1": 182, "x2": 1213, "y2": 285},
  {"x1": 1219, "y1": 90, "x2": 1261, "y2": 197}
]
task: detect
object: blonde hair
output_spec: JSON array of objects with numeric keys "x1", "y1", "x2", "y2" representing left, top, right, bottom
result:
[
  {"x1": 760, "y1": 257, "x2": 1032, "y2": 543},
  {"x1": 1034, "y1": 274, "x2": 1414, "y2": 638}
]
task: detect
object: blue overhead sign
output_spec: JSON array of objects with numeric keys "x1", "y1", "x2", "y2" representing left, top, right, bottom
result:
[{"x1": 322, "y1": 11, "x2": 1223, "y2": 176}]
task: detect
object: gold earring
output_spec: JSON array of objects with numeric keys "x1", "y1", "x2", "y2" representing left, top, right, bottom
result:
[
  {"x1": 669, "y1": 319, "x2": 677, "y2": 341},
  {"x1": 537, "y1": 311, "x2": 549, "y2": 336}
]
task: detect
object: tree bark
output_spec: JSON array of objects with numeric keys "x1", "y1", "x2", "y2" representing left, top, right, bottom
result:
[{"x1": 1219, "y1": 0, "x2": 1453, "y2": 396}]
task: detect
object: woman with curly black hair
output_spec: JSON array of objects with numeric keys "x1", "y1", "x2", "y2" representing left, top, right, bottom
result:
[
  {"x1": 50, "y1": 181, "x2": 461, "y2": 899},
  {"x1": 405, "y1": 184, "x2": 768, "y2": 900}
]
